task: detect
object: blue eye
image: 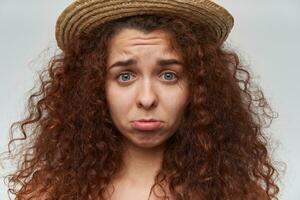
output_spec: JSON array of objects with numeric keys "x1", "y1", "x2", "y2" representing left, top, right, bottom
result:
[
  {"x1": 116, "y1": 71, "x2": 177, "y2": 82},
  {"x1": 162, "y1": 72, "x2": 177, "y2": 81},
  {"x1": 118, "y1": 72, "x2": 132, "y2": 82}
]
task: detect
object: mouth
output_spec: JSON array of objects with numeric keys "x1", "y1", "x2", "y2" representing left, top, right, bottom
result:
[
  {"x1": 135, "y1": 118, "x2": 162, "y2": 122},
  {"x1": 131, "y1": 120, "x2": 163, "y2": 131}
]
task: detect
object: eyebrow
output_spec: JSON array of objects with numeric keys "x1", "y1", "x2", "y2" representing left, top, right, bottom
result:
[{"x1": 108, "y1": 58, "x2": 183, "y2": 69}]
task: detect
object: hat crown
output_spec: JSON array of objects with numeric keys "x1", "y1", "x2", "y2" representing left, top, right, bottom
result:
[{"x1": 55, "y1": 0, "x2": 234, "y2": 50}]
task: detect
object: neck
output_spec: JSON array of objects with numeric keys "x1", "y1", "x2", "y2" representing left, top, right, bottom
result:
[{"x1": 116, "y1": 141, "x2": 166, "y2": 186}]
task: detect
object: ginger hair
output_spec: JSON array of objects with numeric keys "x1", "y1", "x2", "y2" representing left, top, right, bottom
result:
[{"x1": 4, "y1": 15, "x2": 280, "y2": 199}]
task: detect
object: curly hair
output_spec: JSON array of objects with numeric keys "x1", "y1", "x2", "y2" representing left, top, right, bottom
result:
[{"x1": 3, "y1": 15, "x2": 280, "y2": 200}]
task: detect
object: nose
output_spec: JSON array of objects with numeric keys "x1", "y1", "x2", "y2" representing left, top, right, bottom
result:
[{"x1": 136, "y1": 79, "x2": 158, "y2": 110}]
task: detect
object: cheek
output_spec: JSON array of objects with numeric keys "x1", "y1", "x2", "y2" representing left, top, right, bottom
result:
[
  {"x1": 106, "y1": 86, "x2": 132, "y2": 115},
  {"x1": 165, "y1": 84, "x2": 189, "y2": 109}
]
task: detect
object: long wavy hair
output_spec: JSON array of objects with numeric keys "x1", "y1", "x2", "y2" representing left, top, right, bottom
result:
[{"x1": 3, "y1": 15, "x2": 280, "y2": 200}]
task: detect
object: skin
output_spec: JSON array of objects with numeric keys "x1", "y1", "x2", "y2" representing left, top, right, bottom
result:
[{"x1": 105, "y1": 28, "x2": 189, "y2": 199}]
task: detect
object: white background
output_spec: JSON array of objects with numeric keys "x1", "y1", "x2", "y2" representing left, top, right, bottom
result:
[{"x1": 0, "y1": 0, "x2": 299, "y2": 199}]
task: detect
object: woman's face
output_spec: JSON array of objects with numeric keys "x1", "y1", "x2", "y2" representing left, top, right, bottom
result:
[{"x1": 105, "y1": 28, "x2": 189, "y2": 149}]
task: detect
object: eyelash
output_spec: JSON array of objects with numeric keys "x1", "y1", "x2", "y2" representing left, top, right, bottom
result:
[{"x1": 116, "y1": 71, "x2": 178, "y2": 83}]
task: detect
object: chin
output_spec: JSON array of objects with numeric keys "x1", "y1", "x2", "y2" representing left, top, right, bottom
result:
[{"x1": 132, "y1": 139, "x2": 167, "y2": 149}]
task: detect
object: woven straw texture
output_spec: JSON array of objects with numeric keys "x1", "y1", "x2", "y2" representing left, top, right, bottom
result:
[{"x1": 55, "y1": 0, "x2": 234, "y2": 50}]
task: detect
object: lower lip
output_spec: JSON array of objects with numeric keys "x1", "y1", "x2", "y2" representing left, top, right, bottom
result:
[{"x1": 132, "y1": 121, "x2": 162, "y2": 131}]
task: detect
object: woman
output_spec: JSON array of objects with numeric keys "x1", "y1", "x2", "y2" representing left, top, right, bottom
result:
[{"x1": 5, "y1": 0, "x2": 280, "y2": 199}]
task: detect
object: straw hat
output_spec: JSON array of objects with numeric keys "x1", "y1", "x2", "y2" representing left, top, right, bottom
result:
[{"x1": 55, "y1": 0, "x2": 234, "y2": 51}]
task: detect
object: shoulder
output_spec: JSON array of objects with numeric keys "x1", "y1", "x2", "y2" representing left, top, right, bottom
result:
[{"x1": 244, "y1": 183, "x2": 269, "y2": 200}]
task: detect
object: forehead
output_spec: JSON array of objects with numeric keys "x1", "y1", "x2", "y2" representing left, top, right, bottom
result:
[
  {"x1": 111, "y1": 28, "x2": 172, "y2": 41},
  {"x1": 108, "y1": 28, "x2": 181, "y2": 62},
  {"x1": 107, "y1": 28, "x2": 180, "y2": 55}
]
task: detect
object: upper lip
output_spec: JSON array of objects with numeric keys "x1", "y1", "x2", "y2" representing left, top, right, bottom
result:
[{"x1": 134, "y1": 118, "x2": 162, "y2": 122}]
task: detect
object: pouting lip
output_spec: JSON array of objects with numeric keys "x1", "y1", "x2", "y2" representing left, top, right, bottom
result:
[
  {"x1": 131, "y1": 120, "x2": 163, "y2": 131},
  {"x1": 132, "y1": 118, "x2": 163, "y2": 122}
]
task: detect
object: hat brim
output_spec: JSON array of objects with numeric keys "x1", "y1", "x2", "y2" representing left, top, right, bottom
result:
[{"x1": 55, "y1": 0, "x2": 234, "y2": 50}]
